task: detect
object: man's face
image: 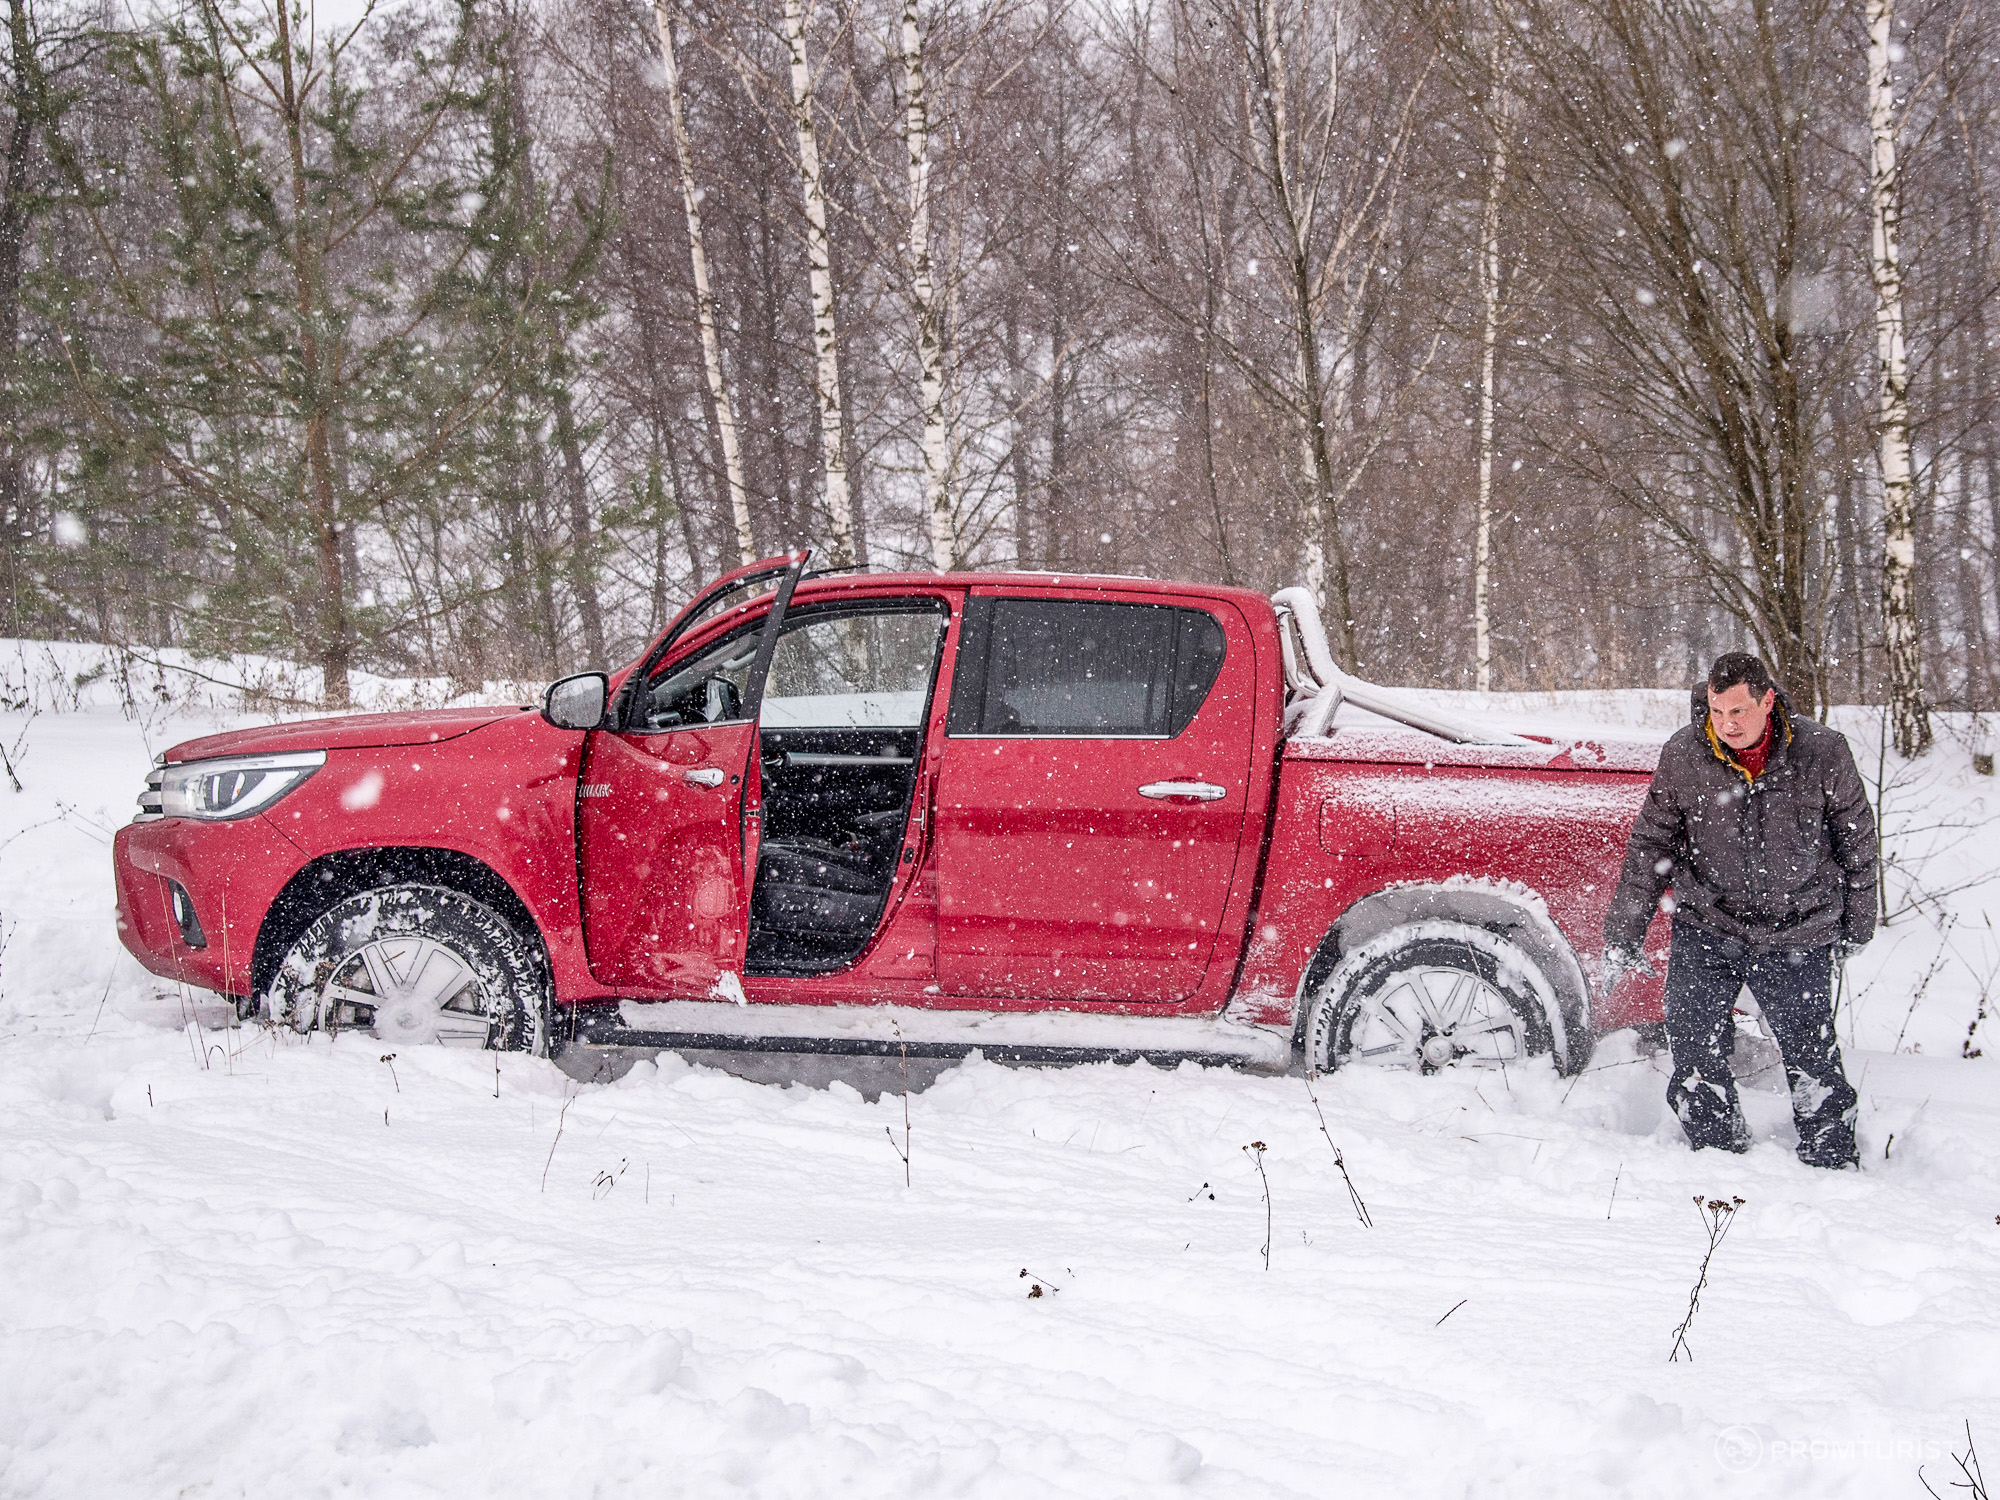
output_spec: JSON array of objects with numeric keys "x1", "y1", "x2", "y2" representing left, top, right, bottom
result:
[{"x1": 1708, "y1": 682, "x2": 1775, "y2": 750}]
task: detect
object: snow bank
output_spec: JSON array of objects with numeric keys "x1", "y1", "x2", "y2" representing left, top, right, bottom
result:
[
  {"x1": 5, "y1": 1020, "x2": 1997, "y2": 1497},
  {"x1": 0, "y1": 652, "x2": 1996, "y2": 1497}
]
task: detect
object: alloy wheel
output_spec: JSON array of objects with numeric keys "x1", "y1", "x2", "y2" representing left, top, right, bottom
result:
[
  {"x1": 1343, "y1": 962, "x2": 1528, "y2": 1071},
  {"x1": 316, "y1": 934, "x2": 496, "y2": 1046}
]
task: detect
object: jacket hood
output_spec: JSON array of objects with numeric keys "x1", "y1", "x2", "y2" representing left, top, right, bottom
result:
[{"x1": 165, "y1": 705, "x2": 529, "y2": 763}]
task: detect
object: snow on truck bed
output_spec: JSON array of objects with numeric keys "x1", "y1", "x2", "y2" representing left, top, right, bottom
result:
[
  {"x1": 2, "y1": 644, "x2": 1998, "y2": 1498},
  {"x1": 1292, "y1": 692, "x2": 1675, "y2": 772}
]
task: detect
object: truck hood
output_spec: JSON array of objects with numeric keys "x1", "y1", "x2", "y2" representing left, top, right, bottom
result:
[{"x1": 165, "y1": 705, "x2": 530, "y2": 763}]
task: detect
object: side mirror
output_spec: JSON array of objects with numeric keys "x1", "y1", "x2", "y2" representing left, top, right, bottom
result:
[{"x1": 543, "y1": 672, "x2": 609, "y2": 731}]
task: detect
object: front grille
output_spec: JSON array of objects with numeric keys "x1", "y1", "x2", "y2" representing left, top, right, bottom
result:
[{"x1": 135, "y1": 766, "x2": 164, "y2": 820}]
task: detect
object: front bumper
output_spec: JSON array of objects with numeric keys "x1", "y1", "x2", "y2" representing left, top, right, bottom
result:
[{"x1": 114, "y1": 815, "x2": 305, "y2": 998}]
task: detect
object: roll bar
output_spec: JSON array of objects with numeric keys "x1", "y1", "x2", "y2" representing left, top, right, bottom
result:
[{"x1": 1270, "y1": 586, "x2": 1529, "y2": 746}]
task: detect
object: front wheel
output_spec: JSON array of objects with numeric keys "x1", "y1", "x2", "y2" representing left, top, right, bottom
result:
[
  {"x1": 265, "y1": 883, "x2": 551, "y2": 1054},
  {"x1": 1304, "y1": 922, "x2": 1575, "y2": 1077}
]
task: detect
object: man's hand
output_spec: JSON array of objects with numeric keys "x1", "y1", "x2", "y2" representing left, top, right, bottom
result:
[
  {"x1": 1602, "y1": 944, "x2": 1658, "y2": 982},
  {"x1": 1834, "y1": 938, "x2": 1868, "y2": 965}
]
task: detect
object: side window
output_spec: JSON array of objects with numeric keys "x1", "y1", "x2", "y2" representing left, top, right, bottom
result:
[
  {"x1": 761, "y1": 605, "x2": 948, "y2": 729},
  {"x1": 639, "y1": 625, "x2": 761, "y2": 731},
  {"x1": 946, "y1": 598, "x2": 1227, "y2": 737}
]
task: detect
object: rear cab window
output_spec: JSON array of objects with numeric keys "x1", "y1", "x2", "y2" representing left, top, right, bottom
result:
[{"x1": 945, "y1": 596, "x2": 1227, "y2": 738}]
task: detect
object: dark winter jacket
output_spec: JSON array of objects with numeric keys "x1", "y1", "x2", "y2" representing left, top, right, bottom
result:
[{"x1": 1604, "y1": 691, "x2": 1878, "y2": 953}]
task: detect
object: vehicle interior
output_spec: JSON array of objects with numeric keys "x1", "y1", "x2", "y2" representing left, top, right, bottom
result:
[
  {"x1": 749, "y1": 602, "x2": 946, "y2": 974},
  {"x1": 749, "y1": 722, "x2": 924, "y2": 974},
  {"x1": 637, "y1": 598, "x2": 947, "y2": 977}
]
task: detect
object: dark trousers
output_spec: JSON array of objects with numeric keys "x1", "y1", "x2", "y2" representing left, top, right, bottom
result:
[{"x1": 1661, "y1": 920, "x2": 1859, "y2": 1167}]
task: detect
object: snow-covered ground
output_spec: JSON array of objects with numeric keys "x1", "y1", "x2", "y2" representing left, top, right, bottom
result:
[{"x1": 1, "y1": 641, "x2": 1996, "y2": 1498}]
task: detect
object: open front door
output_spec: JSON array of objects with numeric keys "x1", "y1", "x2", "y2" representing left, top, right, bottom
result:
[{"x1": 578, "y1": 555, "x2": 807, "y2": 996}]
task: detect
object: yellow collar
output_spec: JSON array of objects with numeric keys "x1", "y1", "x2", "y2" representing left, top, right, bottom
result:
[{"x1": 1705, "y1": 708, "x2": 1789, "y2": 784}]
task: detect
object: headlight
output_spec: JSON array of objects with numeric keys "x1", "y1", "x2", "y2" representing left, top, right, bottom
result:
[{"x1": 139, "y1": 750, "x2": 327, "y2": 821}]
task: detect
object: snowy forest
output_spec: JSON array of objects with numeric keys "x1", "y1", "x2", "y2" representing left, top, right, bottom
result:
[{"x1": 4, "y1": 0, "x2": 1996, "y2": 722}]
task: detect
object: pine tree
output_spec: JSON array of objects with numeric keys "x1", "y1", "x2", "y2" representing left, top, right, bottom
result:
[{"x1": 60, "y1": 0, "x2": 534, "y2": 703}]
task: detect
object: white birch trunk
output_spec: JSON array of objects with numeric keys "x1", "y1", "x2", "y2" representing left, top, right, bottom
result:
[
  {"x1": 782, "y1": 0, "x2": 856, "y2": 566},
  {"x1": 1256, "y1": 2, "x2": 1327, "y2": 615},
  {"x1": 1867, "y1": 0, "x2": 1931, "y2": 755},
  {"x1": 901, "y1": 0, "x2": 954, "y2": 570},
  {"x1": 1297, "y1": 350, "x2": 1325, "y2": 607},
  {"x1": 652, "y1": 3, "x2": 756, "y2": 566},
  {"x1": 1474, "y1": 34, "x2": 1507, "y2": 695}
]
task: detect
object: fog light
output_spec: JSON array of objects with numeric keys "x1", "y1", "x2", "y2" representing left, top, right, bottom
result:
[{"x1": 169, "y1": 881, "x2": 207, "y2": 949}]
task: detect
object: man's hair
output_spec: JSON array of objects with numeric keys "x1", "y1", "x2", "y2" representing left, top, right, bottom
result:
[{"x1": 1708, "y1": 652, "x2": 1775, "y2": 698}]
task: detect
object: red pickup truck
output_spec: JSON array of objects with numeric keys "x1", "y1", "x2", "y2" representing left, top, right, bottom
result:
[{"x1": 113, "y1": 552, "x2": 1669, "y2": 1077}]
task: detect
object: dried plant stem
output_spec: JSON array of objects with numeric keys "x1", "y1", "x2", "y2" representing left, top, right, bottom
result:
[
  {"x1": 220, "y1": 886, "x2": 234, "y2": 1075},
  {"x1": 1243, "y1": 1141, "x2": 1271, "y2": 1270},
  {"x1": 1018, "y1": 1266, "x2": 1063, "y2": 1298},
  {"x1": 1919, "y1": 1421, "x2": 1988, "y2": 1500},
  {"x1": 889, "y1": 1031, "x2": 912, "y2": 1185},
  {"x1": 540, "y1": 1091, "x2": 574, "y2": 1193},
  {"x1": 83, "y1": 970, "x2": 113, "y2": 1045},
  {"x1": 1668, "y1": 1195, "x2": 1745, "y2": 1362},
  {"x1": 1303, "y1": 1072, "x2": 1373, "y2": 1227}
]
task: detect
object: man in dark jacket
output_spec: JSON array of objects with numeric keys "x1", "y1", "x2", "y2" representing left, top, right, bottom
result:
[{"x1": 1603, "y1": 652, "x2": 1877, "y2": 1168}]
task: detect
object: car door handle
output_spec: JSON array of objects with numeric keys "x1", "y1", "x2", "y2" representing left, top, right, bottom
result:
[
  {"x1": 683, "y1": 767, "x2": 727, "y2": 788},
  {"x1": 1139, "y1": 780, "x2": 1227, "y2": 801}
]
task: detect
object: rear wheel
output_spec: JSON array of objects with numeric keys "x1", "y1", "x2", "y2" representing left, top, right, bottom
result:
[
  {"x1": 1305, "y1": 922, "x2": 1569, "y2": 1077},
  {"x1": 265, "y1": 883, "x2": 551, "y2": 1054}
]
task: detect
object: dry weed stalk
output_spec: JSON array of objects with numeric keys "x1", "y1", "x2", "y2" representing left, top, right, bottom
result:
[
  {"x1": 885, "y1": 1029, "x2": 912, "y2": 1185},
  {"x1": 1303, "y1": 1073, "x2": 1373, "y2": 1227},
  {"x1": 1668, "y1": 1195, "x2": 1745, "y2": 1362},
  {"x1": 1242, "y1": 1141, "x2": 1271, "y2": 1270},
  {"x1": 540, "y1": 1090, "x2": 575, "y2": 1192},
  {"x1": 1920, "y1": 1421, "x2": 1988, "y2": 1500}
]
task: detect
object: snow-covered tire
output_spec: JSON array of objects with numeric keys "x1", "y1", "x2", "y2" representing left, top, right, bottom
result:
[
  {"x1": 264, "y1": 883, "x2": 551, "y2": 1054},
  {"x1": 1304, "y1": 921, "x2": 1578, "y2": 1077}
]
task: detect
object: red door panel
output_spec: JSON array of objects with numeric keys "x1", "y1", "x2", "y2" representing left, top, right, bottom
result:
[
  {"x1": 578, "y1": 720, "x2": 760, "y2": 995},
  {"x1": 578, "y1": 552, "x2": 805, "y2": 997},
  {"x1": 933, "y1": 596, "x2": 1255, "y2": 1005}
]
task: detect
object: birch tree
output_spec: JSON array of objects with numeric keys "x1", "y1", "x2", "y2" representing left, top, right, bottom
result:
[
  {"x1": 1867, "y1": 0, "x2": 1931, "y2": 754},
  {"x1": 899, "y1": 0, "x2": 954, "y2": 568},
  {"x1": 651, "y1": 1, "x2": 757, "y2": 565},
  {"x1": 1152, "y1": 0, "x2": 1441, "y2": 666},
  {"x1": 1473, "y1": 23, "x2": 1507, "y2": 693},
  {"x1": 780, "y1": 0, "x2": 856, "y2": 565},
  {"x1": 0, "y1": 0, "x2": 79, "y2": 634}
]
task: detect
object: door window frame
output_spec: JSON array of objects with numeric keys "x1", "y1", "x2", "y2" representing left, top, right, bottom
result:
[
  {"x1": 611, "y1": 551, "x2": 809, "y2": 732},
  {"x1": 613, "y1": 553, "x2": 810, "y2": 734}
]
